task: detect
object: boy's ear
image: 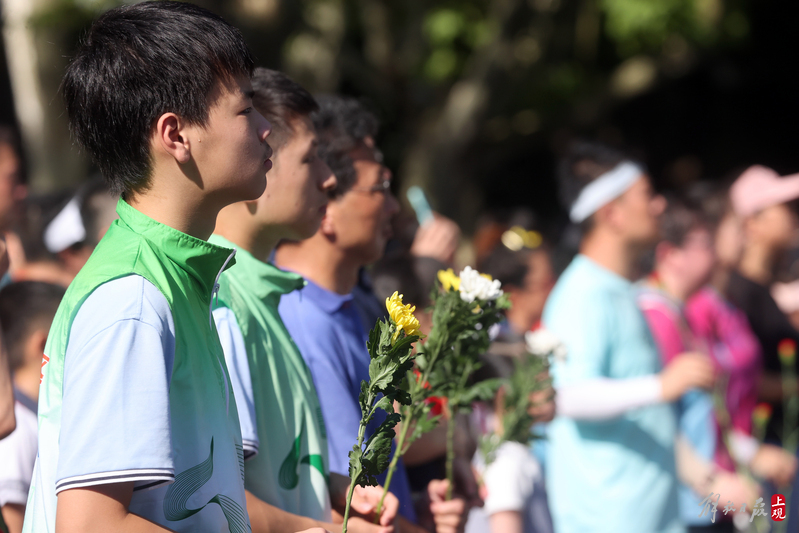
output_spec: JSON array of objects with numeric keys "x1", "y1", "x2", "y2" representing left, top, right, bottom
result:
[{"x1": 155, "y1": 113, "x2": 191, "y2": 164}]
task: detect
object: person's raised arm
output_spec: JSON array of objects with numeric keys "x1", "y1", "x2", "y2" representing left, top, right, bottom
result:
[{"x1": 557, "y1": 352, "x2": 715, "y2": 420}]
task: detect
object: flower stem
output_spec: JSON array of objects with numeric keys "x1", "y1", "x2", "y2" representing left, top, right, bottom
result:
[
  {"x1": 374, "y1": 407, "x2": 412, "y2": 522},
  {"x1": 445, "y1": 404, "x2": 457, "y2": 501},
  {"x1": 341, "y1": 478, "x2": 357, "y2": 533},
  {"x1": 343, "y1": 394, "x2": 371, "y2": 533}
]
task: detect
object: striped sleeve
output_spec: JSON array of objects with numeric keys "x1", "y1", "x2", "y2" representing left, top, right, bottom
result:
[{"x1": 56, "y1": 276, "x2": 176, "y2": 494}]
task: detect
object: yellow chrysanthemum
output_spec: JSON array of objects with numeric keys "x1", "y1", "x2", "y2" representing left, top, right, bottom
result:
[
  {"x1": 437, "y1": 268, "x2": 461, "y2": 292},
  {"x1": 386, "y1": 291, "x2": 421, "y2": 344}
]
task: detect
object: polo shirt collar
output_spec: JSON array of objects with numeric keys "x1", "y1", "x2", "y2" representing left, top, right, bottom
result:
[
  {"x1": 300, "y1": 277, "x2": 354, "y2": 314},
  {"x1": 116, "y1": 199, "x2": 236, "y2": 301},
  {"x1": 209, "y1": 234, "x2": 305, "y2": 305}
]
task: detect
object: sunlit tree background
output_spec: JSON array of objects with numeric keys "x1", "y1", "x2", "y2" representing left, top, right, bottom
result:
[{"x1": 0, "y1": 0, "x2": 795, "y2": 232}]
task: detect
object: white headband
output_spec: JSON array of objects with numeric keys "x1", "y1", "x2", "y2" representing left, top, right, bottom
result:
[{"x1": 569, "y1": 161, "x2": 644, "y2": 223}]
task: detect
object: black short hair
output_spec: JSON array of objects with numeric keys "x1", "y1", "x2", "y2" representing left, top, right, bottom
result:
[
  {"x1": 0, "y1": 282, "x2": 65, "y2": 371},
  {"x1": 61, "y1": 1, "x2": 255, "y2": 196},
  {"x1": 312, "y1": 95, "x2": 379, "y2": 197},
  {"x1": 481, "y1": 247, "x2": 533, "y2": 289},
  {"x1": 659, "y1": 196, "x2": 709, "y2": 247},
  {"x1": 251, "y1": 68, "x2": 318, "y2": 150},
  {"x1": 686, "y1": 179, "x2": 734, "y2": 230},
  {"x1": 558, "y1": 141, "x2": 631, "y2": 230},
  {"x1": 371, "y1": 253, "x2": 445, "y2": 309}
]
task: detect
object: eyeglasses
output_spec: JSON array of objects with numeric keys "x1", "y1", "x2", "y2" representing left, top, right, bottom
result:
[{"x1": 350, "y1": 175, "x2": 392, "y2": 195}]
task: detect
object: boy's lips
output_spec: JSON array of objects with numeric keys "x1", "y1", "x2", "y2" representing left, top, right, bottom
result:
[{"x1": 263, "y1": 143, "x2": 273, "y2": 169}]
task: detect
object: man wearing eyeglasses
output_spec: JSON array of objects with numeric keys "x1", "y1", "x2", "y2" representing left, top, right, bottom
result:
[{"x1": 276, "y1": 95, "x2": 468, "y2": 533}]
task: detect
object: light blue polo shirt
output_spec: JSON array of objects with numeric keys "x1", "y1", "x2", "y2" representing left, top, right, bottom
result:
[
  {"x1": 278, "y1": 278, "x2": 417, "y2": 522},
  {"x1": 542, "y1": 255, "x2": 683, "y2": 533}
]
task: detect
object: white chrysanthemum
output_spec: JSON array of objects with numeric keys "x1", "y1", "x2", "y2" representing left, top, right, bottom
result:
[
  {"x1": 458, "y1": 266, "x2": 502, "y2": 303},
  {"x1": 525, "y1": 328, "x2": 567, "y2": 361}
]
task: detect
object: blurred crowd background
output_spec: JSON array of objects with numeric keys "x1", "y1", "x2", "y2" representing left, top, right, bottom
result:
[
  {"x1": 2, "y1": 2, "x2": 799, "y2": 533},
  {"x1": 0, "y1": 0, "x2": 797, "y2": 236}
]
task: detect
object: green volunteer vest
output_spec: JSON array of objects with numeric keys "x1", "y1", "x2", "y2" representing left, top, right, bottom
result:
[
  {"x1": 24, "y1": 200, "x2": 251, "y2": 533},
  {"x1": 210, "y1": 235, "x2": 331, "y2": 521}
]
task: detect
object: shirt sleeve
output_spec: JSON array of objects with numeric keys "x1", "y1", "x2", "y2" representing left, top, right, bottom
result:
[
  {"x1": 556, "y1": 375, "x2": 663, "y2": 420},
  {"x1": 546, "y1": 292, "x2": 613, "y2": 386},
  {"x1": 213, "y1": 306, "x2": 259, "y2": 459},
  {"x1": 482, "y1": 444, "x2": 538, "y2": 515},
  {"x1": 56, "y1": 275, "x2": 175, "y2": 494}
]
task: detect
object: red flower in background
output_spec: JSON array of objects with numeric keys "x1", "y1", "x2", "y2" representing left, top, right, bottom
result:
[
  {"x1": 778, "y1": 339, "x2": 797, "y2": 366},
  {"x1": 413, "y1": 368, "x2": 446, "y2": 416}
]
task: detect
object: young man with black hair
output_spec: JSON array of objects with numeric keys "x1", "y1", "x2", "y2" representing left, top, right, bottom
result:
[
  {"x1": 21, "y1": 3, "x2": 303, "y2": 533},
  {"x1": 542, "y1": 142, "x2": 716, "y2": 533},
  {"x1": 277, "y1": 96, "x2": 468, "y2": 533},
  {"x1": 211, "y1": 68, "x2": 397, "y2": 533},
  {"x1": 0, "y1": 282, "x2": 65, "y2": 533}
]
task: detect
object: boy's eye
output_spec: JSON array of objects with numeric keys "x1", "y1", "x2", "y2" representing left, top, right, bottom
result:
[{"x1": 241, "y1": 107, "x2": 253, "y2": 115}]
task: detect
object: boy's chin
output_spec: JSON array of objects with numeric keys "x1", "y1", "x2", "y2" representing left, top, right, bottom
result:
[
  {"x1": 285, "y1": 221, "x2": 321, "y2": 242},
  {"x1": 232, "y1": 174, "x2": 267, "y2": 202}
]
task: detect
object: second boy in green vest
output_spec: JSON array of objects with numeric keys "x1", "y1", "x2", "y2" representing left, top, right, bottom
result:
[{"x1": 212, "y1": 68, "x2": 398, "y2": 533}]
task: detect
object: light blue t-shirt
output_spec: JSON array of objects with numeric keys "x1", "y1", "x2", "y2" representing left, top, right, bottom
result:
[
  {"x1": 542, "y1": 255, "x2": 682, "y2": 533},
  {"x1": 56, "y1": 275, "x2": 175, "y2": 492},
  {"x1": 279, "y1": 279, "x2": 417, "y2": 523}
]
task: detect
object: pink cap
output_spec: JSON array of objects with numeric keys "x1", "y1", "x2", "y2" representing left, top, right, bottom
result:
[{"x1": 730, "y1": 165, "x2": 799, "y2": 217}]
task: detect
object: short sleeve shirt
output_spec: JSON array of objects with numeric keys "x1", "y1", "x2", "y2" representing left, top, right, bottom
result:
[
  {"x1": 55, "y1": 275, "x2": 175, "y2": 492},
  {"x1": 542, "y1": 255, "x2": 682, "y2": 533}
]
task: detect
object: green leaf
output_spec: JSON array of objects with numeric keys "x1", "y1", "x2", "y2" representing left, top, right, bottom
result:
[
  {"x1": 361, "y1": 413, "x2": 401, "y2": 485},
  {"x1": 375, "y1": 396, "x2": 394, "y2": 414},
  {"x1": 462, "y1": 378, "x2": 503, "y2": 404}
]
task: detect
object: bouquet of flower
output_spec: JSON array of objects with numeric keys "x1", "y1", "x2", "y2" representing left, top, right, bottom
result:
[
  {"x1": 342, "y1": 292, "x2": 421, "y2": 533},
  {"x1": 423, "y1": 266, "x2": 510, "y2": 499}
]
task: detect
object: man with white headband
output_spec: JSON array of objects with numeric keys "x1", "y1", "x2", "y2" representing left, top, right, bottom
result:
[{"x1": 542, "y1": 142, "x2": 715, "y2": 533}]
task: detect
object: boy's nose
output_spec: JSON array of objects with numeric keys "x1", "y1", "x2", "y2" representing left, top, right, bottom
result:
[
  {"x1": 652, "y1": 194, "x2": 667, "y2": 216},
  {"x1": 258, "y1": 113, "x2": 272, "y2": 143},
  {"x1": 320, "y1": 162, "x2": 337, "y2": 192}
]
